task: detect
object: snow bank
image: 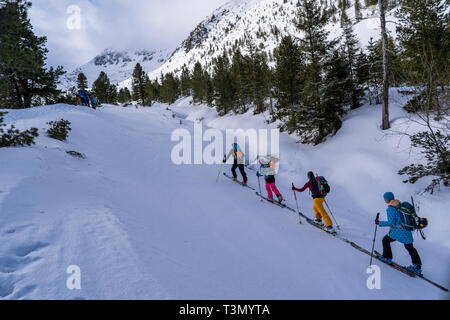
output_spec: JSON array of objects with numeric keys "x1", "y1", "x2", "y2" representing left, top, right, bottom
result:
[{"x1": 0, "y1": 99, "x2": 448, "y2": 299}]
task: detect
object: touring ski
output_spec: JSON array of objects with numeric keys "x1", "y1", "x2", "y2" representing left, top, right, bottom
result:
[
  {"x1": 350, "y1": 243, "x2": 449, "y2": 291},
  {"x1": 374, "y1": 250, "x2": 449, "y2": 292},
  {"x1": 223, "y1": 173, "x2": 255, "y2": 190},
  {"x1": 255, "y1": 192, "x2": 297, "y2": 214},
  {"x1": 297, "y1": 211, "x2": 352, "y2": 243}
]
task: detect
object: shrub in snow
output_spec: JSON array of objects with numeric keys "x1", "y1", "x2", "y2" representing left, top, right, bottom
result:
[
  {"x1": 66, "y1": 150, "x2": 86, "y2": 159},
  {"x1": 47, "y1": 119, "x2": 72, "y2": 141},
  {"x1": 399, "y1": 130, "x2": 450, "y2": 194},
  {"x1": 0, "y1": 124, "x2": 39, "y2": 148}
]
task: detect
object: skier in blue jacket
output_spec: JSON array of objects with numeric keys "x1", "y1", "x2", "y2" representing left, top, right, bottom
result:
[{"x1": 376, "y1": 192, "x2": 422, "y2": 275}]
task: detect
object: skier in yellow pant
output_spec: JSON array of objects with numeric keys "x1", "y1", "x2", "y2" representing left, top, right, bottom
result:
[{"x1": 293, "y1": 171, "x2": 334, "y2": 232}]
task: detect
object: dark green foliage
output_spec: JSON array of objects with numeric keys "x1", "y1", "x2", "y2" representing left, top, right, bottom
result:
[
  {"x1": 77, "y1": 73, "x2": 88, "y2": 90},
  {"x1": 399, "y1": 130, "x2": 449, "y2": 194},
  {"x1": 204, "y1": 71, "x2": 215, "y2": 106},
  {"x1": 0, "y1": 0, "x2": 64, "y2": 109},
  {"x1": 341, "y1": 16, "x2": 364, "y2": 110},
  {"x1": 230, "y1": 50, "x2": 252, "y2": 113},
  {"x1": 191, "y1": 62, "x2": 208, "y2": 104},
  {"x1": 118, "y1": 87, "x2": 131, "y2": 104},
  {"x1": 273, "y1": 36, "x2": 304, "y2": 131},
  {"x1": 92, "y1": 72, "x2": 117, "y2": 104},
  {"x1": 46, "y1": 119, "x2": 71, "y2": 141},
  {"x1": 396, "y1": 0, "x2": 449, "y2": 114},
  {"x1": 144, "y1": 80, "x2": 160, "y2": 105},
  {"x1": 274, "y1": 0, "x2": 344, "y2": 144},
  {"x1": 213, "y1": 52, "x2": 234, "y2": 116},
  {"x1": 131, "y1": 63, "x2": 147, "y2": 105},
  {"x1": 66, "y1": 150, "x2": 86, "y2": 159},
  {"x1": 180, "y1": 65, "x2": 191, "y2": 97},
  {"x1": 159, "y1": 73, "x2": 180, "y2": 104},
  {"x1": 250, "y1": 50, "x2": 271, "y2": 114}
]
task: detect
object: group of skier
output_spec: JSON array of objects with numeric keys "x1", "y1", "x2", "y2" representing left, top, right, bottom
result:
[
  {"x1": 77, "y1": 89, "x2": 99, "y2": 109},
  {"x1": 222, "y1": 143, "x2": 425, "y2": 276}
]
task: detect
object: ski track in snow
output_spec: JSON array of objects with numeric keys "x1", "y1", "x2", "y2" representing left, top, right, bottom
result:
[{"x1": 0, "y1": 99, "x2": 449, "y2": 300}]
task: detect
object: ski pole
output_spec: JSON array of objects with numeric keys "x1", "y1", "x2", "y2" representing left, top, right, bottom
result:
[
  {"x1": 324, "y1": 199, "x2": 341, "y2": 230},
  {"x1": 257, "y1": 174, "x2": 263, "y2": 202},
  {"x1": 370, "y1": 213, "x2": 381, "y2": 266},
  {"x1": 216, "y1": 163, "x2": 224, "y2": 182},
  {"x1": 412, "y1": 196, "x2": 427, "y2": 240},
  {"x1": 292, "y1": 183, "x2": 302, "y2": 224}
]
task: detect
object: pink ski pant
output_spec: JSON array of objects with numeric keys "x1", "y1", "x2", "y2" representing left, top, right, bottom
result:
[{"x1": 266, "y1": 182, "x2": 281, "y2": 199}]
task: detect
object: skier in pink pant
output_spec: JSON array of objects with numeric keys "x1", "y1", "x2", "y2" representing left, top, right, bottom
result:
[{"x1": 256, "y1": 156, "x2": 284, "y2": 204}]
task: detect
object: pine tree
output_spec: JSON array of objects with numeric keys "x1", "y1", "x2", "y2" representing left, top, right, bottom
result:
[
  {"x1": 131, "y1": 63, "x2": 147, "y2": 105},
  {"x1": 118, "y1": 87, "x2": 132, "y2": 104},
  {"x1": 213, "y1": 52, "x2": 234, "y2": 116},
  {"x1": 294, "y1": 0, "x2": 341, "y2": 144},
  {"x1": 230, "y1": 50, "x2": 248, "y2": 113},
  {"x1": 341, "y1": 16, "x2": 364, "y2": 109},
  {"x1": 249, "y1": 49, "x2": 271, "y2": 115},
  {"x1": 366, "y1": 37, "x2": 383, "y2": 105},
  {"x1": 191, "y1": 62, "x2": 207, "y2": 104},
  {"x1": 273, "y1": 36, "x2": 304, "y2": 132},
  {"x1": 0, "y1": 0, "x2": 64, "y2": 109},
  {"x1": 204, "y1": 71, "x2": 215, "y2": 107},
  {"x1": 160, "y1": 73, "x2": 180, "y2": 104},
  {"x1": 396, "y1": 0, "x2": 449, "y2": 114},
  {"x1": 92, "y1": 71, "x2": 111, "y2": 103},
  {"x1": 180, "y1": 65, "x2": 191, "y2": 97},
  {"x1": 107, "y1": 84, "x2": 118, "y2": 105},
  {"x1": 77, "y1": 73, "x2": 88, "y2": 91}
]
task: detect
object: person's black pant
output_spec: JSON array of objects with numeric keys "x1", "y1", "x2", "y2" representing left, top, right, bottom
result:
[
  {"x1": 232, "y1": 163, "x2": 247, "y2": 183},
  {"x1": 382, "y1": 235, "x2": 422, "y2": 265}
]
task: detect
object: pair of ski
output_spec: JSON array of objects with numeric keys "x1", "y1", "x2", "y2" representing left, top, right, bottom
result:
[
  {"x1": 223, "y1": 173, "x2": 255, "y2": 190},
  {"x1": 351, "y1": 243, "x2": 448, "y2": 292}
]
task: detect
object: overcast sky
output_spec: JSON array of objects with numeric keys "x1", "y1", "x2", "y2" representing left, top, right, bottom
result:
[{"x1": 29, "y1": 0, "x2": 229, "y2": 71}]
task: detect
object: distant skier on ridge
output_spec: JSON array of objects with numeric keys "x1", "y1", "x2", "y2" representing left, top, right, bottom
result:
[
  {"x1": 376, "y1": 192, "x2": 423, "y2": 275},
  {"x1": 223, "y1": 143, "x2": 248, "y2": 186},
  {"x1": 292, "y1": 171, "x2": 334, "y2": 232}
]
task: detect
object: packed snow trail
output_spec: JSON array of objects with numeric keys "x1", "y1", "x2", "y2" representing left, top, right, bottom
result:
[{"x1": 0, "y1": 103, "x2": 448, "y2": 299}]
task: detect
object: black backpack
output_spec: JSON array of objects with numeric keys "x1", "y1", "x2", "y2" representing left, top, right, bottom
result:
[{"x1": 313, "y1": 175, "x2": 330, "y2": 196}]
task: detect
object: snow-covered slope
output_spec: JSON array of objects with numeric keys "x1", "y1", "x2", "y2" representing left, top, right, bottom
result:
[
  {"x1": 0, "y1": 95, "x2": 449, "y2": 299},
  {"x1": 137, "y1": 0, "x2": 389, "y2": 82},
  {"x1": 60, "y1": 48, "x2": 170, "y2": 90}
]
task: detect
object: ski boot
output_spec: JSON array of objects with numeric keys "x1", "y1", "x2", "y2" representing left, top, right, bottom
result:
[
  {"x1": 326, "y1": 226, "x2": 337, "y2": 234},
  {"x1": 242, "y1": 181, "x2": 248, "y2": 186},
  {"x1": 267, "y1": 197, "x2": 274, "y2": 203},
  {"x1": 314, "y1": 219, "x2": 325, "y2": 227},
  {"x1": 377, "y1": 256, "x2": 393, "y2": 265},
  {"x1": 276, "y1": 194, "x2": 284, "y2": 204},
  {"x1": 233, "y1": 177, "x2": 238, "y2": 182},
  {"x1": 406, "y1": 264, "x2": 422, "y2": 276}
]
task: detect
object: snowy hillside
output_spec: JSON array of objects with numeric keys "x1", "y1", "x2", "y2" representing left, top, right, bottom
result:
[
  {"x1": 135, "y1": 0, "x2": 390, "y2": 82},
  {"x1": 0, "y1": 95, "x2": 449, "y2": 299},
  {"x1": 60, "y1": 48, "x2": 171, "y2": 90}
]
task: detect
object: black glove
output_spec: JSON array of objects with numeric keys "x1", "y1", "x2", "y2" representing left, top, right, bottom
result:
[
  {"x1": 375, "y1": 218, "x2": 379, "y2": 225},
  {"x1": 222, "y1": 155, "x2": 226, "y2": 163},
  {"x1": 292, "y1": 185, "x2": 296, "y2": 191}
]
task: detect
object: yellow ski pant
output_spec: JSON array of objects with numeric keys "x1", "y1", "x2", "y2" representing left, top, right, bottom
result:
[{"x1": 313, "y1": 198, "x2": 333, "y2": 227}]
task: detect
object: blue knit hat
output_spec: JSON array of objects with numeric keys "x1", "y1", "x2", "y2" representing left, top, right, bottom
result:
[{"x1": 383, "y1": 192, "x2": 395, "y2": 202}]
